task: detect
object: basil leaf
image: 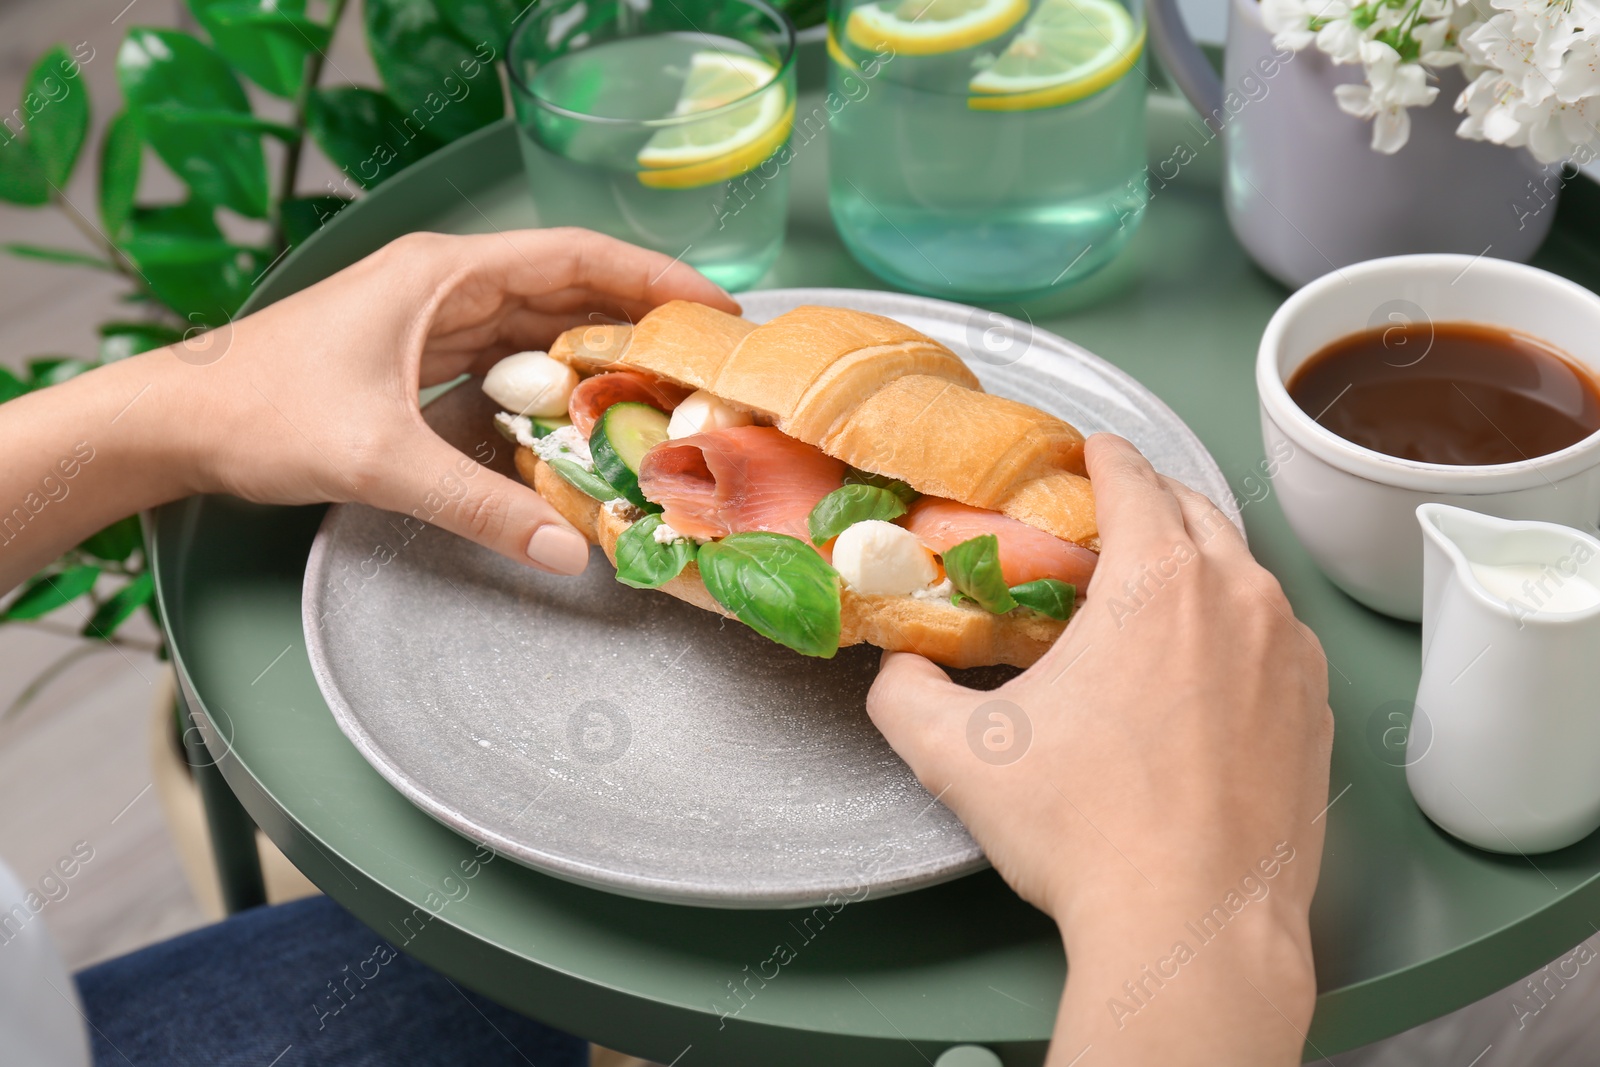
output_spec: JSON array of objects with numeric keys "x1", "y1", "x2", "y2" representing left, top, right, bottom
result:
[
  {"x1": 698, "y1": 532, "x2": 841, "y2": 658},
  {"x1": 1010, "y1": 579, "x2": 1076, "y2": 621},
  {"x1": 943, "y1": 534, "x2": 1017, "y2": 614},
  {"x1": 614, "y1": 514, "x2": 695, "y2": 590},
  {"x1": 807, "y1": 483, "x2": 908, "y2": 545},
  {"x1": 844, "y1": 468, "x2": 917, "y2": 507},
  {"x1": 548, "y1": 458, "x2": 619, "y2": 502}
]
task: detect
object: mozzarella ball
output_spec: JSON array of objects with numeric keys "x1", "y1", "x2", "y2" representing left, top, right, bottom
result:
[
  {"x1": 483, "y1": 351, "x2": 578, "y2": 418},
  {"x1": 667, "y1": 389, "x2": 755, "y2": 439},
  {"x1": 833, "y1": 520, "x2": 938, "y2": 596}
]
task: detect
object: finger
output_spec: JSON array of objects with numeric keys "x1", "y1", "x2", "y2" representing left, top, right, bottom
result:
[
  {"x1": 1157, "y1": 474, "x2": 1249, "y2": 558},
  {"x1": 866, "y1": 651, "x2": 972, "y2": 772},
  {"x1": 363, "y1": 430, "x2": 591, "y2": 576},
  {"x1": 485, "y1": 228, "x2": 741, "y2": 315},
  {"x1": 567, "y1": 231, "x2": 743, "y2": 314},
  {"x1": 1084, "y1": 433, "x2": 1189, "y2": 554}
]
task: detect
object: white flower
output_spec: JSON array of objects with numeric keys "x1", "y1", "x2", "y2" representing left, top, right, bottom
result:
[
  {"x1": 1461, "y1": 9, "x2": 1557, "y2": 104},
  {"x1": 1554, "y1": 33, "x2": 1600, "y2": 102},
  {"x1": 1317, "y1": 15, "x2": 1368, "y2": 63},
  {"x1": 1452, "y1": 0, "x2": 1600, "y2": 163},
  {"x1": 1263, "y1": 0, "x2": 1347, "y2": 52},
  {"x1": 1271, "y1": 0, "x2": 1600, "y2": 157},
  {"x1": 1336, "y1": 40, "x2": 1441, "y2": 152}
]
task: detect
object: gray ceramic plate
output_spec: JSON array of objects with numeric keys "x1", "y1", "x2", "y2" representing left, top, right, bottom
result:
[{"x1": 303, "y1": 288, "x2": 1240, "y2": 908}]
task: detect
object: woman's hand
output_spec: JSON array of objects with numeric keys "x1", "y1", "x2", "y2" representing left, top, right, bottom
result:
[
  {"x1": 867, "y1": 434, "x2": 1333, "y2": 1067},
  {"x1": 175, "y1": 228, "x2": 738, "y2": 573},
  {"x1": 0, "y1": 228, "x2": 737, "y2": 590}
]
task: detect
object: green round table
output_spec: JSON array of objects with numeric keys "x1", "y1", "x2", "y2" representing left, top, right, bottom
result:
[{"x1": 149, "y1": 50, "x2": 1600, "y2": 1066}]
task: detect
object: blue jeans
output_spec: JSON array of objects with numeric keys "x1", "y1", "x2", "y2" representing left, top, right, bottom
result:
[{"x1": 75, "y1": 895, "x2": 589, "y2": 1067}]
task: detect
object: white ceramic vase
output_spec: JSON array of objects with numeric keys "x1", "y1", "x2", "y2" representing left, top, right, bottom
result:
[{"x1": 1148, "y1": 0, "x2": 1557, "y2": 288}]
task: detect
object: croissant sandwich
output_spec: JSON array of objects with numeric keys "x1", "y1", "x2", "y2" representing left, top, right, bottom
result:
[{"x1": 483, "y1": 301, "x2": 1099, "y2": 668}]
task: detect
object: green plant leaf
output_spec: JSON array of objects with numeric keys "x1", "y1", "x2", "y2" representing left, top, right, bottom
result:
[
  {"x1": 2, "y1": 243, "x2": 113, "y2": 270},
  {"x1": 98, "y1": 110, "x2": 142, "y2": 238},
  {"x1": 137, "y1": 105, "x2": 299, "y2": 141},
  {"x1": 280, "y1": 195, "x2": 350, "y2": 248},
  {"x1": 614, "y1": 514, "x2": 696, "y2": 589},
  {"x1": 698, "y1": 532, "x2": 841, "y2": 658},
  {"x1": 0, "y1": 367, "x2": 26, "y2": 404},
  {"x1": 307, "y1": 87, "x2": 444, "y2": 190},
  {"x1": 98, "y1": 321, "x2": 184, "y2": 361},
  {"x1": 188, "y1": 0, "x2": 329, "y2": 98},
  {"x1": 436, "y1": 0, "x2": 521, "y2": 56},
  {"x1": 122, "y1": 239, "x2": 266, "y2": 325},
  {"x1": 124, "y1": 198, "x2": 222, "y2": 240},
  {"x1": 3, "y1": 564, "x2": 100, "y2": 621},
  {"x1": 80, "y1": 515, "x2": 143, "y2": 563},
  {"x1": 1009, "y1": 579, "x2": 1076, "y2": 621},
  {"x1": 365, "y1": 0, "x2": 504, "y2": 144},
  {"x1": 26, "y1": 357, "x2": 95, "y2": 389},
  {"x1": 118, "y1": 28, "x2": 269, "y2": 218},
  {"x1": 82, "y1": 571, "x2": 154, "y2": 639},
  {"x1": 807, "y1": 484, "x2": 909, "y2": 545},
  {"x1": 943, "y1": 534, "x2": 1017, "y2": 614},
  {"x1": 121, "y1": 201, "x2": 266, "y2": 324},
  {"x1": 24, "y1": 46, "x2": 90, "y2": 187},
  {"x1": 843, "y1": 468, "x2": 917, "y2": 507},
  {"x1": 0, "y1": 138, "x2": 49, "y2": 205}
]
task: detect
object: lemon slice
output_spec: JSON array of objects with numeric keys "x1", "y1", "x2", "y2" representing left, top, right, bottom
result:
[
  {"x1": 845, "y1": 0, "x2": 1029, "y2": 56},
  {"x1": 827, "y1": 26, "x2": 857, "y2": 71},
  {"x1": 968, "y1": 0, "x2": 1142, "y2": 111},
  {"x1": 636, "y1": 51, "x2": 787, "y2": 187}
]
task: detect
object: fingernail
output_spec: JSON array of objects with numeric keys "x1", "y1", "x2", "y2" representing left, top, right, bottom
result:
[{"x1": 527, "y1": 524, "x2": 590, "y2": 575}]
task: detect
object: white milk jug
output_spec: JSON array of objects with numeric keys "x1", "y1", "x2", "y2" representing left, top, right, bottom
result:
[{"x1": 1409, "y1": 503, "x2": 1600, "y2": 853}]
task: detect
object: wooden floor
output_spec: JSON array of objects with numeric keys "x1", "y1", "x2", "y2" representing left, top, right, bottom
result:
[{"x1": 0, "y1": 1, "x2": 1596, "y2": 1064}]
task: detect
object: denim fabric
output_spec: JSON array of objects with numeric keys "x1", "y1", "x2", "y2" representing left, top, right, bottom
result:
[{"x1": 75, "y1": 895, "x2": 588, "y2": 1067}]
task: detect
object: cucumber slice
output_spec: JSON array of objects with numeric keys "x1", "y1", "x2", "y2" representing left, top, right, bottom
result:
[
  {"x1": 590, "y1": 402, "x2": 670, "y2": 509},
  {"x1": 530, "y1": 415, "x2": 571, "y2": 439}
]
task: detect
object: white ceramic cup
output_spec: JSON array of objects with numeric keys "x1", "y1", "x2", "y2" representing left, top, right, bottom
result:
[{"x1": 1257, "y1": 254, "x2": 1600, "y2": 621}]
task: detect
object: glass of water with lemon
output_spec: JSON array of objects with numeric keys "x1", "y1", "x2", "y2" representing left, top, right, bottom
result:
[
  {"x1": 828, "y1": 0, "x2": 1147, "y2": 300},
  {"x1": 508, "y1": 0, "x2": 797, "y2": 292}
]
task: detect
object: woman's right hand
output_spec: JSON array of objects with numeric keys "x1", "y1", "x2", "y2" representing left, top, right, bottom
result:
[{"x1": 867, "y1": 434, "x2": 1334, "y2": 1066}]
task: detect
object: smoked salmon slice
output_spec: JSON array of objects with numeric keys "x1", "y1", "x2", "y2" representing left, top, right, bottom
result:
[
  {"x1": 638, "y1": 426, "x2": 848, "y2": 543},
  {"x1": 902, "y1": 497, "x2": 1097, "y2": 587},
  {"x1": 568, "y1": 371, "x2": 693, "y2": 437}
]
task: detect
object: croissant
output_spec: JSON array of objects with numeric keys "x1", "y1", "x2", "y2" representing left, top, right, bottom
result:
[{"x1": 493, "y1": 301, "x2": 1099, "y2": 668}]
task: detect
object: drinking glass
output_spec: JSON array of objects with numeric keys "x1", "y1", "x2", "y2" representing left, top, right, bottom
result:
[
  {"x1": 508, "y1": 0, "x2": 797, "y2": 292},
  {"x1": 827, "y1": 0, "x2": 1148, "y2": 300}
]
